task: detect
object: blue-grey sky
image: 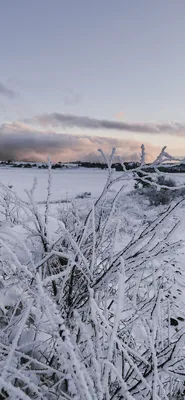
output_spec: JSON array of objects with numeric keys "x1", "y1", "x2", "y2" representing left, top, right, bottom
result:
[{"x1": 1, "y1": 0, "x2": 185, "y2": 161}]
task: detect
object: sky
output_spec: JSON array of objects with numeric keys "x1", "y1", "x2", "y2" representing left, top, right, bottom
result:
[{"x1": 1, "y1": 0, "x2": 185, "y2": 162}]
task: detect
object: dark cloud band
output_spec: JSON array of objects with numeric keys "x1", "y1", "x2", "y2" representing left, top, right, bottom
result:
[
  {"x1": 35, "y1": 113, "x2": 185, "y2": 135},
  {"x1": 0, "y1": 122, "x2": 159, "y2": 162}
]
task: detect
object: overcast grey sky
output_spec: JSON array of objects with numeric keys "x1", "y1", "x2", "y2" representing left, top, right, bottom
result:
[{"x1": 1, "y1": 0, "x2": 185, "y2": 161}]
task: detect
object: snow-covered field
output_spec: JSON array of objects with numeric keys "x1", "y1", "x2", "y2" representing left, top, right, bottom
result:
[
  {"x1": 0, "y1": 167, "x2": 123, "y2": 201},
  {"x1": 1, "y1": 165, "x2": 185, "y2": 260},
  {"x1": 1, "y1": 166, "x2": 185, "y2": 201}
]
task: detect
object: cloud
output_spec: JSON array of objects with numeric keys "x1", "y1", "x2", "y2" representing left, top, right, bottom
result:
[
  {"x1": 0, "y1": 121, "x2": 160, "y2": 162},
  {"x1": 0, "y1": 82, "x2": 16, "y2": 98},
  {"x1": 32, "y1": 112, "x2": 185, "y2": 136}
]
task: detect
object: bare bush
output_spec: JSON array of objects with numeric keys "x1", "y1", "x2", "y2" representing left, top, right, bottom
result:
[{"x1": 0, "y1": 145, "x2": 185, "y2": 399}]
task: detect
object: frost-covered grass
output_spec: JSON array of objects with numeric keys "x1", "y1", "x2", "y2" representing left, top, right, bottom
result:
[{"x1": 1, "y1": 146, "x2": 185, "y2": 399}]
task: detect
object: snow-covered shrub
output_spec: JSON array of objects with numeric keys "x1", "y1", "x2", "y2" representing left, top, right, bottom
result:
[
  {"x1": 141, "y1": 176, "x2": 176, "y2": 206},
  {"x1": 145, "y1": 186, "x2": 173, "y2": 205},
  {"x1": 136, "y1": 174, "x2": 185, "y2": 206},
  {"x1": 157, "y1": 175, "x2": 176, "y2": 187},
  {"x1": 75, "y1": 191, "x2": 91, "y2": 199},
  {"x1": 0, "y1": 146, "x2": 185, "y2": 399}
]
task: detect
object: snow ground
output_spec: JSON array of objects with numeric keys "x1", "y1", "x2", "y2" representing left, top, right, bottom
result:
[
  {"x1": 0, "y1": 167, "x2": 185, "y2": 254},
  {"x1": 0, "y1": 167, "x2": 123, "y2": 202},
  {"x1": 0, "y1": 167, "x2": 184, "y2": 231},
  {"x1": 0, "y1": 166, "x2": 184, "y2": 202}
]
